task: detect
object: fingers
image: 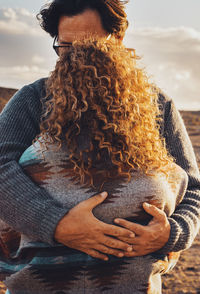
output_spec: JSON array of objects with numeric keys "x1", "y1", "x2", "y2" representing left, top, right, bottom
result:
[
  {"x1": 95, "y1": 244, "x2": 124, "y2": 258},
  {"x1": 83, "y1": 248, "x2": 109, "y2": 261},
  {"x1": 83, "y1": 192, "x2": 108, "y2": 210},
  {"x1": 114, "y1": 219, "x2": 144, "y2": 235},
  {"x1": 116, "y1": 236, "x2": 137, "y2": 245},
  {"x1": 102, "y1": 236, "x2": 133, "y2": 252},
  {"x1": 103, "y1": 223, "x2": 135, "y2": 238},
  {"x1": 123, "y1": 248, "x2": 143, "y2": 257},
  {"x1": 143, "y1": 203, "x2": 166, "y2": 222}
]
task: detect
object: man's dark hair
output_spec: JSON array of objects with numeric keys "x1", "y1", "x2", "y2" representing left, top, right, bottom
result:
[{"x1": 37, "y1": 0, "x2": 129, "y2": 39}]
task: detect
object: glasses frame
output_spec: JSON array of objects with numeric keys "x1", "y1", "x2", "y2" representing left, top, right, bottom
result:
[
  {"x1": 53, "y1": 34, "x2": 112, "y2": 56},
  {"x1": 53, "y1": 36, "x2": 73, "y2": 56}
]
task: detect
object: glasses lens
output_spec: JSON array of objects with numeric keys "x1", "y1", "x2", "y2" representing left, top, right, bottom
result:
[
  {"x1": 54, "y1": 47, "x2": 59, "y2": 56},
  {"x1": 53, "y1": 36, "x2": 73, "y2": 56},
  {"x1": 53, "y1": 36, "x2": 59, "y2": 55}
]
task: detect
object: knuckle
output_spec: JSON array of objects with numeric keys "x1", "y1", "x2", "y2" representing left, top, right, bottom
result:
[
  {"x1": 107, "y1": 240, "x2": 115, "y2": 247},
  {"x1": 106, "y1": 248, "x2": 122, "y2": 257},
  {"x1": 150, "y1": 231, "x2": 158, "y2": 239},
  {"x1": 107, "y1": 249, "x2": 116, "y2": 256},
  {"x1": 140, "y1": 240, "x2": 147, "y2": 247},
  {"x1": 96, "y1": 253, "x2": 106, "y2": 260},
  {"x1": 90, "y1": 251, "x2": 99, "y2": 258},
  {"x1": 106, "y1": 224, "x2": 117, "y2": 233},
  {"x1": 102, "y1": 248, "x2": 109, "y2": 254},
  {"x1": 93, "y1": 252, "x2": 100, "y2": 258},
  {"x1": 118, "y1": 242, "x2": 126, "y2": 250},
  {"x1": 112, "y1": 229, "x2": 120, "y2": 236},
  {"x1": 83, "y1": 249, "x2": 91, "y2": 256},
  {"x1": 151, "y1": 205, "x2": 157, "y2": 211},
  {"x1": 160, "y1": 210, "x2": 166, "y2": 219},
  {"x1": 94, "y1": 226, "x2": 103, "y2": 235},
  {"x1": 108, "y1": 240, "x2": 120, "y2": 249}
]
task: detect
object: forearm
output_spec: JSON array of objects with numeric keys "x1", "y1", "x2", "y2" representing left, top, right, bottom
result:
[
  {"x1": 0, "y1": 80, "x2": 69, "y2": 245},
  {"x1": 0, "y1": 160, "x2": 69, "y2": 245},
  {"x1": 159, "y1": 184, "x2": 200, "y2": 254},
  {"x1": 157, "y1": 93, "x2": 200, "y2": 253}
]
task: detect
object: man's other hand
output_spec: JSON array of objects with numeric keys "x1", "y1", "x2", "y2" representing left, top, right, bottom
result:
[{"x1": 114, "y1": 202, "x2": 170, "y2": 256}]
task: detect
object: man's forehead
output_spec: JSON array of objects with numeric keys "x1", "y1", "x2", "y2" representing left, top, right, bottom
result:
[
  {"x1": 58, "y1": 10, "x2": 108, "y2": 42},
  {"x1": 59, "y1": 31, "x2": 94, "y2": 43}
]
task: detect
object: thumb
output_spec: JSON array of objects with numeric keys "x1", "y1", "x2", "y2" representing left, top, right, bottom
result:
[{"x1": 86, "y1": 192, "x2": 108, "y2": 210}]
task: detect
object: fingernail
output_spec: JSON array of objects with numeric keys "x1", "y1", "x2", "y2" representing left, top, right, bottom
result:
[
  {"x1": 104, "y1": 257, "x2": 109, "y2": 261},
  {"x1": 114, "y1": 219, "x2": 119, "y2": 224},
  {"x1": 129, "y1": 233, "x2": 135, "y2": 238},
  {"x1": 127, "y1": 247, "x2": 132, "y2": 252},
  {"x1": 101, "y1": 192, "x2": 107, "y2": 197},
  {"x1": 118, "y1": 253, "x2": 124, "y2": 257},
  {"x1": 144, "y1": 202, "x2": 150, "y2": 207}
]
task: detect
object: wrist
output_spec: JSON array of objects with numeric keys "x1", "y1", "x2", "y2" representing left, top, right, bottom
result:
[{"x1": 54, "y1": 212, "x2": 71, "y2": 242}]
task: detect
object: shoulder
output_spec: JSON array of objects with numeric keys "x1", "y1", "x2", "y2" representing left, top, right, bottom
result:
[
  {"x1": 17, "y1": 77, "x2": 48, "y2": 105},
  {"x1": 14, "y1": 77, "x2": 48, "y2": 102},
  {"x1": 154, "y1": 87, "x2": 185, "y2": 139},
  {"x1": 28, "y1": 77, "x2": 48, "y2": 98},
  {"x1": 1, "y1": 78, "x2": 48, "y2": 116},
  {"x1": 154, "y1": 87, "x2": 173, "y2": 136},
  {"x1": 156, "y1": 87, "x2": 173, "y2": 117}
]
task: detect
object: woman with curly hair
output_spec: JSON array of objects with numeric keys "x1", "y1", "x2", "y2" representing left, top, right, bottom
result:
[
  {"x1": 37, "y1": 38, "x2": 185, "y2": 189},
  {"x1": 0, "y1": 1, "x2": 199, "y2": 294},
  {"x1": 4, "y1": 38, "x2": 187, "y2": 294}
]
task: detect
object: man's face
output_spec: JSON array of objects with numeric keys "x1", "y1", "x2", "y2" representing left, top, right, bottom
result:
[{"x1": 58, "y1": 9, "x2": 109, "y2": 51}]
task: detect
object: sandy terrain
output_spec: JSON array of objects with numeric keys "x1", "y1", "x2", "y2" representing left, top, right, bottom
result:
[
  {"x1": 162, "y1": 111, "x2": 200, "y2": 294},
  {"x1": 0, "y1": 88, "x2": 200, "y2": 293}
]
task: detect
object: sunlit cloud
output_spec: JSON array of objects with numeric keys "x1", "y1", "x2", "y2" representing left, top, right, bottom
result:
[
  {"x1": 32, "y1": 55, "x2": 45, "y2": 65},
  {"x1": 0, "y1": 65, "x2": 49, "y2": 89},
  {"x1": 0, "y1": 8, "x2": 43, "y2": 36},
  {"x1": 124, "y1": 26, "x2": 200, "y2": 110},
  {"x1": 0, "y1": 6, "x2": 200, "y2": 110},
  {"x1": 0, "y1": 8, "x2": 56, "y2": 89}
]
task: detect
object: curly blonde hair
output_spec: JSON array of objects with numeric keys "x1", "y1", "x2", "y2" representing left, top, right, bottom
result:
[{"x1": 35, "y1": 38, "x2": 175, "y2": 189}]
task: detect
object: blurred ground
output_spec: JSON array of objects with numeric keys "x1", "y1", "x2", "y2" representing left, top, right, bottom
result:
[
  {"x1": 162, "y1": 111, "x2": 200, "y2": 294},
  {"x1": 0, "y1": 88, "x2": 200, "y2": 294}
]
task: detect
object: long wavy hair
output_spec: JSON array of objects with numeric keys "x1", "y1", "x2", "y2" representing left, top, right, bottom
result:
[{"x1": 34, "y1": 38, "x2": 175, "y2": 189}]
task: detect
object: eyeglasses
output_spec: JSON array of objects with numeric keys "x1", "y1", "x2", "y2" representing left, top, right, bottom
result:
[
  {"x1": 53, "y1": 34, "x2": 112, "y2": 56},
  {"x1": 53, "y1": 36, "x2": 73, "y2": 56}
]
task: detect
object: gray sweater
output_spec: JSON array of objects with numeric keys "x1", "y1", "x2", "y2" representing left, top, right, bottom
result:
[
  {"x1": 0, "y1": 77, "x2": 200, "y2": 255},
  {"x1": 1, "y1": 135, "x2": 188, "y2": 294}
]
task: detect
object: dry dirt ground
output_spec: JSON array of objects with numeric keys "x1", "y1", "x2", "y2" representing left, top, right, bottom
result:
[
  {"x1": 0, "y1": 90, "x2": 200, "y2": 293},
  {"x1": 162, "y1": 111, "x2": 200, "y2": 294}
]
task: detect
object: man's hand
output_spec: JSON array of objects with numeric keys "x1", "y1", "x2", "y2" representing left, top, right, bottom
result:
[
  {"x1": 54, "y1": 192, "x2": 134, "y2": 261},
  {"x1": 114, "y1": 202, "x2": 170, "y2": 257}
]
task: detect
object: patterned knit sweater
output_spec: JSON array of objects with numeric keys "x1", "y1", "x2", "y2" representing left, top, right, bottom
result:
[
  {"x1": 0, "y1": 78, "x2": 200, "y2": 293},
  {"x1": 3, "y1": 138, "x2": 188, "y2": 294}
]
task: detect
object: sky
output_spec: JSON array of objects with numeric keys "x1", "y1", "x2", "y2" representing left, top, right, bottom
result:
[{"x1": 0, "y1": 0, "x2": 200, "y2": 110}]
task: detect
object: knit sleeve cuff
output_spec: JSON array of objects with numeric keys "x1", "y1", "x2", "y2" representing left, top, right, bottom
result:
[
  {"x1": 39, "y1": 204, "x2": 69, "y2": 246},
  {"x1": 156, "y1": 217, "x2": 181, "y2": 254}
]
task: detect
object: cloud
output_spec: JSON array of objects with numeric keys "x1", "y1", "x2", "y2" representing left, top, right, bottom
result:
[
  {"x1": 124, "y1": 26, "x2": 200, "y2": 110},
  {"x1": 0, "y1": 7, "x2": 199, "y2": 110},
  {"x1": 0, "y1": 8, "x2": 56, "y2": 89},
  {"x1": 0, "y1": 65, "x2": 49, "y2": 89},
  {"x1": 32, "y1": 55, "x2": 45, "y2": 65},
  {"x1": 0, "y1": 8, "x2": 44, "y2": 36}
]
